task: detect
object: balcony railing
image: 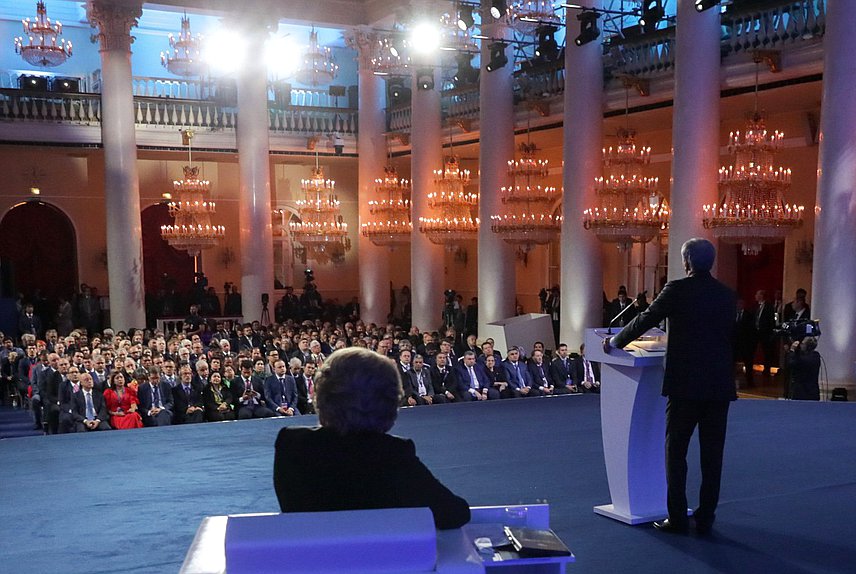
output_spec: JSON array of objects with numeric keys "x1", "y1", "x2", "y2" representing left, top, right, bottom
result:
[
  {"x1": 0, "y1": 89, "x2": 101, "y2": 124},
  {"x1": 386, "y1": 0, "x2": 825, "y2": 133}
]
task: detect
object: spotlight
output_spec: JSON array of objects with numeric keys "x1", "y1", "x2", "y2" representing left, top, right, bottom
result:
[
  {"x1": 485, "y1": 42, "x2": 508, "y2": 72},
  {"x1": 204, "y1": 28, "x2": 247, "y2": 75},
  {"x1": 490, "y1": 0, "x2": 507, "y2": 19},
  {"x1": 535, "y1": 26, "x2": 559, "y2": 62},
  {"x1": 457, "y1": 6, "x2": 475, "y2": 31},
  {"x1": 389, "y1": 35, "x2": 406, "y2": 58},
  {"x1": 416, "y1": 67, "x2": 434, "y2": 90},
  {"x1": 574, "y1": 11, "x2": 600, "y2": 47},
  {"x1": 410, "y1": 21, "x2": 441, "y2": 54},
  {"x1": 694, "y1": 0, "x2": 719, "y2": 12},
  {"x1": 387, "y1": 77, "x2": 411, "y2": 105},
  {"x1": 453, "y1": 53, "x2": 479, "y2": 86},
  {"x1": 639, "y1": 0, "x2": 664, "y2": 33}
]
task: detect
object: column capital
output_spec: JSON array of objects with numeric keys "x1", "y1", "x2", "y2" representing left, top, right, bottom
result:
[
  {"x1": 86, "y1": 0, "x2": 142, "y2": 53},
  {"x1": 344, "y1": 27, "x2": 379, "y2": 70}
]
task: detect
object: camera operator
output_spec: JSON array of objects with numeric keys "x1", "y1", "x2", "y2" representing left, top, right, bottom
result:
[{"x1": 786, "y1": 336, "x2": 820, "y2": 401}]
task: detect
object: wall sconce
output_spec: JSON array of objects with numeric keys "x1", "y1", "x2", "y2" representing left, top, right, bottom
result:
[
  {"x1": 220, "y1": 246, "x2": 235, "y2": 269},
  {"x1": 795, "y1": 240, "x2": 813, "y2": 266}
]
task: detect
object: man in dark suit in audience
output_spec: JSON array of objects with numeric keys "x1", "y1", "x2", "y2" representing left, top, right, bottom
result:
[
  {"x1": 604, "y1": 238, "x2": 736, "y2": 535},
  {"x1": 138, "y1": 366, "x2": 174, "y2": 427},
  {"x1": 455, "y1": 351, "x2": 496, "y2": 400},
  {"x1": 18, "y1": 304, "x2": 42, "y2": 339},
  {"x1": 550, "y1": 343, "x2": 578, "y2": 394},
  {"x1": 430, "y1": 352, "x2": 460, "y2": 402},
  {"x1": 41, "y1": 353, "x2": 63, "y2": 434},
  {"x1": 71, "y1": 373, "x2": 111, "y2": 431},
  {"x1": 234, "y1": 360, "x2": 275, "y2": 419},
  {"x1": 264, "y1": 359, "x2": 299, "y2": 416},
  {"x1": 527, "y1": 349, "x2": 555, "y2": 395},
  {"x1": 172, "y1": 364, "x2": 204, "y2": 424},
  {"x1": 504, "y1": 347, "x2": 539, "y2": 397},
  {"x1": 782, "y1": 288, "x2": 810, "y2": 323},
  {"x1": 572, "y1": 344, "x2": 601, "y2": 393},
  {"x1": 57, "y1": 360, "x2": 80, "y2": 433},
  {"x1": 291, "y1": 359, "x2": 316, "y2": 415},
  {"x1": 402, "y1": 355, "x2": 447, "y2": 406},
  {"x1": 608, "y1": 286, "x2": 637, "y2": 328}
]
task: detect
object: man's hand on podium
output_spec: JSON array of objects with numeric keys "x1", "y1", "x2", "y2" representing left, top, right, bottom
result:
[{"x1": 602, "y1": 336, "x2": 613, "y2": 354}]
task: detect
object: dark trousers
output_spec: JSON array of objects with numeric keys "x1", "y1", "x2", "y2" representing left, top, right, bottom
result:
[
  {"x1": 665, "y1": 398, "x2": 730, "y2": 527},
  {"x1": 237, "y1": 404, "x2": 275, "y2": 419}
]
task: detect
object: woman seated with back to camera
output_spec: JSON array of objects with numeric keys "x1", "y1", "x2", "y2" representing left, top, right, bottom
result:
[{"x1": 273, "y1": 347, "x2": 470, "y2": 530}]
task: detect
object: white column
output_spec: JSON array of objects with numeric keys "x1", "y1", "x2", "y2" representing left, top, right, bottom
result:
[
  {"x1": 667, "y1": 0, "x2": 720, "y2": 280},
  {"x1": 235, "y1": 23, "x2": 275, "y2": 324},
  {"x1": 353, "y1": 30, "x2": 390, "y2": 326},
  {"x1": 560, "y1": 0, "x2": 604, "y2": 347},
  {"x1": 86, "y1": 0, "x2": 145, "y2": 331},
  {"x1": 812, "y1": 0, "x2": 856, "y2": 393},
  {"x1": 410, "y1": 64, "x2": 444, "y2": 331},
  {"x1": 478, "y1": 6, "x2": 516, "y2": 335}
]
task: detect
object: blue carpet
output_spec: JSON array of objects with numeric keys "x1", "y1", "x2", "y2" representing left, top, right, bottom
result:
[
  {"x1": 0, "y1": 406, "x2": 41, "y2": 439},
  {"x1": 1, "y1": 395, "x2": 855, "y2": 573}
]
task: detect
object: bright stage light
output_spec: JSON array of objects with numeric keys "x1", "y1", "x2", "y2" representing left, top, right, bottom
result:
[
  {"x1": 204, "y1": 28, "x2": 247, "y2": 75},
  {"x1": 409, "y1": 21, "x2": 441, "y2": 54},
  {"x1": 265, "y1": 35, "x2": 299, "y2": 78}
]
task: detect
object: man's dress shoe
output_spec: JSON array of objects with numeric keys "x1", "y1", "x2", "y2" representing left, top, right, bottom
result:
[{"x1": 653, "y1": 519, "x2": 688, "y2": 534}]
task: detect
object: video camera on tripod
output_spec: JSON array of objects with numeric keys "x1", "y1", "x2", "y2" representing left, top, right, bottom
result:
[{"x1": 774, "y1": 319, "x2": 821, "y2": 343}]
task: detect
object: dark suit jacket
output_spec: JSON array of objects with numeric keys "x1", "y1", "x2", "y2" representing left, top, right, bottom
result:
[
  {"x1": 404, "y1": 369, "x2": 437, "y2": 400},
  {"x1": 263, "y1": 374, "x2": 300, "y2": 413},
  {"x1": 753, "y1": 301, "x2": 776, "y2": 338},
  {"x1": 41, "y1": 368, "x2": 61, "y2": 407},
  {"x1": 138, "y1": 381, "x2": 174, "y2": 415},
  {"x1": 613, "y1": 270, "x2": 737, "y2": 401},
  {"x1": 71, "y1": 389, "x2": 108, "y2": 423},
  {"x1": 782, "y1": 302, "x2": 811, "y2": 323},
  {"x1": 18, "y1": 313, "x2": 42, "y2": 338},
  {"x1": 570, "y1": 354, "x2": 601, "y2": 385},
  {"x1": 274, "y1": 426, "x2": 470, "y2": 530},
  {"x1": 527, "y1": 361, "x2": 553, "y2": 390},
  {"x1": 454, "y1": 362, "x2": 491, "y2": 397},
  {"x1": 503, "y1": 360, "x2": 533, "y2": 390},
  {"x1": 202, "y1": 383, "x2": 235, "y2": 416},
  {"x1": 172, "y1": 382, "x2": 204, "y2": 424},
  {"x1": 549, "y1": 356, "x2": 575, "y2": 387},
  {"x1": 430, "y1": 365, "x2": 458, "y2": 397},
  {"x1": 234, "y1": 377, "x2": 267, "y2": 411}
]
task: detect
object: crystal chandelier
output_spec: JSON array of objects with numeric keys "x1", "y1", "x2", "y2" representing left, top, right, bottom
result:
[
  {"x1": 161, "y1": 131, "x2": 226, "y2": 257},
  {"x1": 419, "y1": 156, "x2": 479, "y2": 248},
  {"x1": 371, "y1": 37, "x2": 410, "y2": 76},
  {"x1": 491, "y1": 140, "x2": 562, "y2": 252},
  {"x1": 583, "y1": 123, "x2": 669, "y2": 251},
  {"x1": 361, "y1": 158, "x2": 412, "y2": 248},
  {"x1": 161, "y1": 13, "x2": 205, "y2": 78},
  {"x1": 510, "y1": 0, "x2": 562, "y2": 35},
  {"x1": 703, "y1": 61, "x2": 803, "y2": 255},
  {"x1": 14, "y1": 2, "x2": 72, "y2": 68},
  {"x1": 290, "y1": 154, "x2": 351, "y2": 263},
  {"x1": 296, "y1": 28, "x2": 338, "y2": 86}
]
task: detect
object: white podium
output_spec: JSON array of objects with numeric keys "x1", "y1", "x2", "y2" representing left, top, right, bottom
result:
[{"x1": 585, "y1": 327, "x2": 671, "y2": 525}]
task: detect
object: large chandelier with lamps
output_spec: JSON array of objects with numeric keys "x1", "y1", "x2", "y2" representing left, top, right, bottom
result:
[
  {"x1": 490, "y1": 139, "x2": 562, "y2": 252},
  {"x1": 161, "y1": 13, "x2": 205, "y2": 77},
  {"x1": 419, "y1": 155, "x2": 479, "y2": 247},
  {"x1": 296, "y1": 28, "x2": 338, "y2": 86},
  {"x1": 290, "y1": 154, "x2": 351, "y2": 263},
  {"x1": 703, "y1": 57, "x2": 803, "y2": 255},
  {"x1": 361, "y1": 161, "x2": 412, "y2": 248},
  {"x1": 161, "y1": 130, "x2": 226, "y2": 258},
  {"x1": 583, "y1": 126, "x2": 669, "y2": 251},
  {"x1": 14, "y1": 1, "x2": 72, "y2": 68}
]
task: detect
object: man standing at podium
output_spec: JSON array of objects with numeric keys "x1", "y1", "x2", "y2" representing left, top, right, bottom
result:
[{"x1": 603, "y1": 238, "x2": 736, "y2": 535}]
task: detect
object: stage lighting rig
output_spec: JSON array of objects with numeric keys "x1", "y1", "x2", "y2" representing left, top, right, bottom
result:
[
  {"x1": 490, "y1": 0, "x2": 508, "y2": 19},
  {"x1": 639, "y1": 0, "x2": 664, "y2": 33},
  {"x1": 534, "y1": 26, "x2": 559, "y2": 61},
  {"x1": 416, "y1": 67, "x2": 435, "y2": 90},
  {"x1": 485, "y1": 41, "x2": 508, "y2": 72},
  {"x1": 574, "y1": 11, "x2": 600, "y2": 46},
  {"x1": 695, "y1": 0, "x2": 719, "y2": 12}
]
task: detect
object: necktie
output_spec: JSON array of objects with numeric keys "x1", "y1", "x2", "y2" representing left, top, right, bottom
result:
[
  {"x1": 73, "y1": 382, "x2": 80, "y2": 393},
  {"x1": 153, "y1": 385, "x2": 160, "y2": 409},
  {"x1": 468, "y1": 366, "x2": 478, "y2": 389},
  {"x1": 515, "y1": 363, "x2": 522, "y2": 385},
  {"x1": 307, "y1": 377, "x2": 314, "y2": 398},
  {"x1": 185, "y1": 385, "x2": 191, "y2": 398},
  {"x1": 85, "y1": 392, "x2": 95, "y2": 420}
]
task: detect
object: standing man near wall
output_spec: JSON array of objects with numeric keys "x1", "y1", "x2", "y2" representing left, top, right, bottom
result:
[{"x1": 603, "y1": 238, "x2": 736, "y2": 535}]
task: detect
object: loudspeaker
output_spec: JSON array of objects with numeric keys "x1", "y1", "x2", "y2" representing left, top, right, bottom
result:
[
  {"x1": 830, "y1": 387, "x2": 848, "y2": 401},
  {"x1": 19, "y1": 75, "x2": 48, "y2": 91},
  {"x1": 51, "y1": 77, "x2": 80, "y2": 93},
  {"x1": 328, "y1": 85, "x2": 346, "y2": 97}
]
